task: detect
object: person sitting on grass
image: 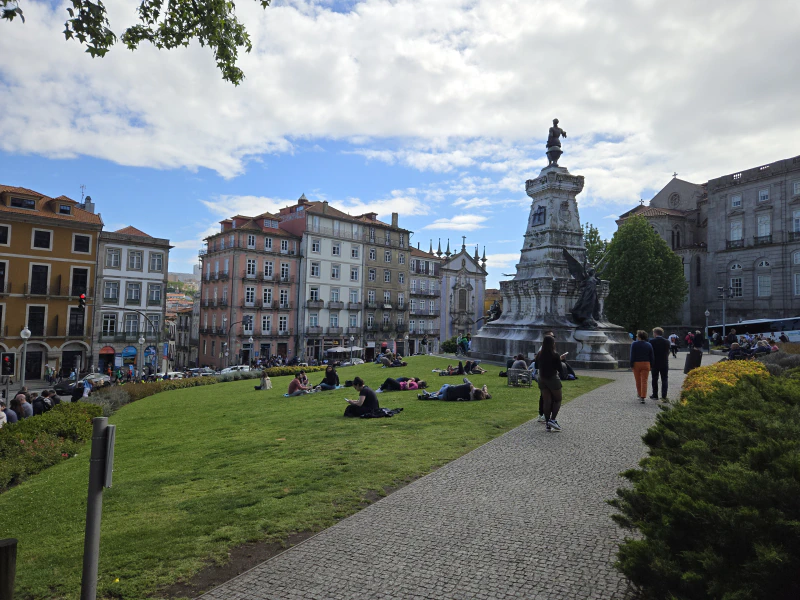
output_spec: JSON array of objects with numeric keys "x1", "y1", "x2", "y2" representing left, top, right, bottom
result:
[
  {"x1": 464, "y1": 360, "x2": 486, "y2": 374},
  {"x1": 315, "y1": 365, "x2": 340, "y2": 391},
  {"x1": 418, "y1": 378, "x2": 491, "y2": 401},
  {"x1": 287, "y1": 374, "x2": 311, "y2": 396},
  {"x1": 343, "y1": 376, "x2": 379, "y2": 417},
  {"x1": 298, "y1": 370, "x2": 310, "y2": 387},
  {"x1": 377, "y1": 377, "x2": 426, "y2": 392},
  {"x1": 752, "y1": 340, "x2": 771, "y2": 355},
  {"x1": 255, "y1": 370, "x2": 272, "y2": 391}
]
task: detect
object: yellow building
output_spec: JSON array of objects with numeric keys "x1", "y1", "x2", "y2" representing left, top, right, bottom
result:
[{"x1": 0, "y1": 185, "x2": 102, "y2": 380}]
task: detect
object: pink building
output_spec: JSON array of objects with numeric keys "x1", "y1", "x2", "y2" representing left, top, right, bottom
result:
[{"x1": 198, "y1": 213, "x2": 301, "y2": 368}]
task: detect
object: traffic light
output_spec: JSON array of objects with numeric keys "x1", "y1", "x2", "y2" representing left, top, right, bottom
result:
[
  {"x1": 1, "y1": 354, "x2": 14, "y2": 376},
  {"x1": 79, "y1": 293, "x2": 86, "y2": 310}
]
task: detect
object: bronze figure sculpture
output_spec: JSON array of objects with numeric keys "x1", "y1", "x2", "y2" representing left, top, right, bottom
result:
[
  {"x1": 563, "y1": 248, "x2": 601, "y2": 328},
  {"x1": 546, "y1": 118, "x2": 567, "y2": 167}
]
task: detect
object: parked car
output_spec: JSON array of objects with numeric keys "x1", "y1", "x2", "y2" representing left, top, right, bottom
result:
[
  {"x1": 219, "y1": 365, "x2": 251, "y2": 374},
  {"x1": 53, "y1": 373, "x2": 111, "y2": 395},
  {"x1": 156, "y1": 372, "x2": 184, "y2": 380},
  {"x1": 188, "y1": 367, "x2": 216, "y2": 377}
]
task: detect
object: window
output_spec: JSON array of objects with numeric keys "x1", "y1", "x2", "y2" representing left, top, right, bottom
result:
[
  {"x1": 793, "y1": 210, "x2": 800, "y2": 233},
  {"x1": 10, "y1": 197, "x2": 35, "y2": 210},
  {"x1": 730, "y1": 220, "x2": 743, "y2": 241},
  {"x1": 795, "y1": 273, "x2": 800, "y2": 295},
  {"x1": 263, "y1": 288, "x2": 273, "y2": 305},
  {"x1": 280, "y1": 239, "x2": 289, "y2": 253},
  {"x1": 0, "y1": 224, "x2": 8, "y2": 246},
  {"x1": 264, "y1": 261, "x2": 274, "y2": 278},
  {"x1": 310, "y1": 287, "x2": 320, "y2": 301},
  {"x1": 383, "y1": 312, "x2": 391, "y2": 324},
  {"x1": 757, "y1": 214, "x2": 771, "y2": 237},
  {"x1": 128, "y1": 251, "x2": 143, "y2": 270},
  {"x1": 794, "y1": 252, "x2": 800, "y2": 265},
  {"x1": 419, "y1": 320, "x2": 426, "y2": 333},
  {"x1": 369, "y1": 248, "x2": 376, "y2": 260},
  {"x1": 309, "y1": 313, "x2": 319, "y2": 327},
  {"x1": 245, "y1": 286, "x2": 255, "y2": 305},
  {"x1": 384, "y1": 290, "x2": 391, "y2": 304},
  {"x1": 400, "y1": 234, "x2": 405, "y2": 248},
  {"x1": 32, "y1": 229, "x2": 52, "y2": 250},
  {"x1": 731, "y1": 194, "x2": 742, "y2": 208},
  {"x1": 280, "y1": 263, "x2": 290, "y2": 280},
  {"x1": 331, "y1": 264, "x2": 341, "y2": 279},
  {"x1": 730, "y1": 277, "x2": 743, "y2": 298},
  {"x1": 794, "y1": 181, "x2": 800, "y2": 196},
  {"x1": 409, "y1": 320, "x2": 415, "y2": 333},
  {"x1": 398, "y1": 293, "x2": 404, "y2": 307},
  {"x1": 279, "y1": 315, "x2": 288, "y2": 333},
  {"x1": 265, "y1": 237, "x2": 273, "y2": 251},
  {"x1": 220, "y1": 237, "x2": 225, "y2": 250},
  {"x1": 73, "y1": 234, "x2": 90, "y2": 253},
  {"x1": 399, "y1": 253, "x2": 405, "y2": 265},
  {"x1": 332, "y1": 242, "x2": 341, "y2": 256},
  {"x1": 102, "y1": 314, "x2": 117, "y2": 335},
  {"x1": 385, "y1": 231, "x2": 391, "y2": 245},
  {"x1": 367, "y1": 314, "x2": 374, "y2": 326},
  {"x1": 124, "y1": 314, "x2": 139, "y2": 333},
  {"x1": 398, "y1": 273, "x2": 405, "y2": 284},
  {"x1": 758, "y1": 275, "x2": 771, "y2": 297},
  {"x1": 247, "y1": 234, "x2": 256, "y2": 249},
  {"x1": 410, "y1": 299, "x2": 416, "y2": 312},
  {"x1": 429, "y1": 300, "x2": 436, "y2": 314},
  {"x1": 149, "y1": 253, "x2": 163, "y2": 272},
  {"x1": 758, "y1": 188, "x2": 769, "y2": 203},
  {"x1": 146, "y1": 314, "x2": 161, "y2": 334},
  {"x1": 126, "y1": 282, "x2": 141, "y2": 302},
  {"x1": 203, "y1": 340, "x2": 207, "y2": 355},
  {"x1": 229, "y1": 234, "x2": 234, "y2": 247},
  {"x1": 246, "y1": 259, "x2": 257, "y2": 276},
  {"x1": 331, "y1": 288, "x2": 340, "y2": 302},
  {"x1": 695, "y1": 256, "x2": 701, "y2": 287},
  {"x1": 211, "y1": 341, "x2": 215, "y2": 357},
  {"x1": 71, "y1": 268, "x2": 88, "y2": 296},
  {"x1": 262, "y1": 315, "x2": 272, "y2": 333},
  {"x1": 411, "y1": 279, "x2": 417, "y2": 292},
  {"x1": 30, "y1": 264, "x2": 49, "y2": 294},
  {"x1": 350, "y1": 267, "x2": 359, "y2": 281},
  {"x1": 758, "y1": 260, "x2": 771, "y2": 268},
  {"x1": 368, "y1": 268, "x2": 376, "y2": 281},
  {"x1": 349, "y1": 313, "x2": 358, "y2": 327},
  {"x1": 312, "y1": 239, "x2": 321, "y2": 253},
  {"x1": 311, "y1": 262, "x2": 320, "y2": 277},
  {"x1": 350, "y1": 289, "x2": 358, "y2": 303},
  {"x1": 280, "y1": 289, "x2": 289, "y2": 307},
  {"x1": 369, "y1": 228, "x2": 375, "y2": 243},
  {"x1": 58, "y1": 203, "x2": 72, "y2": 215},
  {"x1": 384, "y1": 270, "x2": 391, "y2": 283},
  {"x1": 222, "y1": 287, "x2": 228, "y2": 303},
  {"x1": 731, "y1": 263, "x2": 742, "y2": 270},
  {"x1": 243, "y1": 316, "x2": 254, "y2": 334},
  {"x1": 330, "y1": 314, "x2": 339, "y2": 327},
  {"x1": 385, "y1": 250, "x2": 392, "y2": 263},
  {"x1": 368, "y1": 290, "x2": 376, "y2": 303},
  {"x1": 103, "y1": 280, "x2": 119, "y2": 301},
  {"x1": 351, "y1": 245, "x2": 360, "y2": 258}
]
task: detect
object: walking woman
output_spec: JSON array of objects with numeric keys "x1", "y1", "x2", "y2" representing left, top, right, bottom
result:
[
  {"x1": 630, "y1": 330, "x2": 654, "y2": 403},
  {"x1": 535, "y1": 335, "x2": 567, "y2": 432}
]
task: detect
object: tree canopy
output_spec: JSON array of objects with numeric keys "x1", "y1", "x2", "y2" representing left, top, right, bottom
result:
[
  {"x1": 1, "y1": 0, "x2": 271, "y2": 85},
  {"x1": 603, "y1": 215, "x2": 687, "y2": 332},
  {"x1": 582, "y1": 222, "x2": 608, "y2": 267}
]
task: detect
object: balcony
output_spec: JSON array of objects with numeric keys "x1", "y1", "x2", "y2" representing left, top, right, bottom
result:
[
  {"x1": 276, "y1": 329, "x2": 293, "y2": 337},
  {"x1": 327, "y1": 326, "x2": 343, "y2": 336},
  {"x1": 397, "y1": 303, "x2": 407, "y2": 311},
  {"x1": 198, "y1": 248, "x2": 207, "y2": 258},
  {"x1": 24, "y1": 283, "x2": 50, "y2": 296},
  {"x1": 309, "y1": 225, "x2": 362, "y2": 241},
  {"x1": 380, "y1": 324, "x2": 393, "y2": 332},
  {"x1": 242, "y1": 270, "x2": 261, "y2": 281},
  {"x1": 0, "y1": 280, "x2": 9, "y2": 295},
  {"x1": 307, "y1": 326, "x2": 323, "y2": 336},
  {"x1": 200, "y1": 299, "x2": 211, "y2": 308},
  {"x1": 787, "y1": 231, "x2": 800, "y2": 242},
  {"x1": 754, "y1": 234, "x2": 773, "y2": 246},
  {"x1": 348, "y1": 302, "x2": 362, "y2": 311},
  {"x1": 147, "y1": 297, "x2": 162, "y2": 306},
  {"x1": 366, "y1": 301, "x2": 378, "y2": 309},
  {"x1": 218, "y1": 299, "x2": 229, "y2": 307},
  {"x1": 98, "y1": 332, "x2": 160, "y2": 342},
  {"x1": 241, "y1": 300, "x2": 263, "y2": 309},
  {"x1": 103, "y1": 295, "x2": 120, "y2": 306},
  {"x1": 306, "y1": 299, "x2": 324, "y2": 309},
  {"x1": 279, "y1": 275, "x2": 294, "y2": 284},
  {"x1": 278, "y1": 302, "x2": 293, "y2": 310},
  {"x1": 346, "y1": 326, "x2": 361, "y2": 335},
  {"x1": 328, "y1": 300, "x2": 344, "y2": 310},
  {"x1": 395, "y1": 324, "x2": 407, "y2": 333},
  {"x1": 213, "y1": 270, "x2": 229, "y2": 281},
  {"x1": 726, "y1": 239, "x2": 745, "y2": 249},
  {"x1": 261, "y1": 301, "x2": 274, "y2": 310},
  {"x1": 202, "y1": 274, "x2": 213, "y2": 283},
  {"x1": 366, "y1": 324, "x2": 379, "y2": 332},
  {"x1": 125, "y1": 297, "x2": 142, "y2": 306}
]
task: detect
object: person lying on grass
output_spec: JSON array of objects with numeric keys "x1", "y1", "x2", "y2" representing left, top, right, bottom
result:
[
  {"x1": 343, "y1": 376, "x2": 379, "y2": 417},
  {"x1": 418, "y1": 378, "x2": 491, "y2": 401},
  {"x1": 464, "y1": 360, "x2": 486, "y2": 374},
  {"x1": 376, "y1": 377, "x2": 428, "y2": 392},
  {"x1": 287, "y1": 374, "x2": 312, "y2": 396},
  {"x1": 434, "y1": 362, "x2": 465, "y2": 376}
]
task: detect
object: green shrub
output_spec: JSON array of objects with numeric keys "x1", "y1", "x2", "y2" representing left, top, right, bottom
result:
[
  {"x1": 756, "y1": 351, "x2": 800, "y2": 376},
  {"x1": 610, "y1": 375, "x2": 800, "y2": 600},
  {"x1": 261, "y1": 365, "x2": 326, "y2": 377},
  {"x1": 93, "y1": 376, "x2": 220, "y2": 404},
  {"x1": 440, "y1": 336, "x2": 458, "y2": 353},
  {"x1": 0, "y1": 403, "x2": 102, "y2": 492}
]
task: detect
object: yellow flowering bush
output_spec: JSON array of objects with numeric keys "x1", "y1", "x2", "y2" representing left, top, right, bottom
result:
[{"x1": 681, "y1": 360, "x2": 769, "y2": 401}]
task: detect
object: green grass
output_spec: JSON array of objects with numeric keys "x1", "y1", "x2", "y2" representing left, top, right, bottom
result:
[{"x1": 0, "y1": 356, "x2": 610, "y2": 599}]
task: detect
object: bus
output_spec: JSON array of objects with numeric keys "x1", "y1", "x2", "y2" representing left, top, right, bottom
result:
[{"x1": 707, "y1": 316, "x2": 800, "y2": 342}]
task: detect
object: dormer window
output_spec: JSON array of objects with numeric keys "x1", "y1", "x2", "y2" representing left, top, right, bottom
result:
[
  {"x1": 59, "y1": 204, "x2": 72, "y2": 215},
  {"x1": 10, "y1": 197, "x2": 35, "y2": 210}
]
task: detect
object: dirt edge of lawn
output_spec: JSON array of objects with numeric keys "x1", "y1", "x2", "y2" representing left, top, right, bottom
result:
[{"x1": 155, "y1": 476, "x2": 426, "y2": 600}]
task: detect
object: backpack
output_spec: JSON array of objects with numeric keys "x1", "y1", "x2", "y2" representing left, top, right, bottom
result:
[{"x1": 42, "y1": 396, "x2": 53, "y2": 410}]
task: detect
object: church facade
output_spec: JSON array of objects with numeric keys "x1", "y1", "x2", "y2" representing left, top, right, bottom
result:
[{"x1": 437, "y1": 240, "x2": 488, "y2": 340}]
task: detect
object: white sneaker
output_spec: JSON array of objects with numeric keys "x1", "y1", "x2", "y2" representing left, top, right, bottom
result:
[{"x1": 537, "y1": 414, "x2": 546, "y2": 423}]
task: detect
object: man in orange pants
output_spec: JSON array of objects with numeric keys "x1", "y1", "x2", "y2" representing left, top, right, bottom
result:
[{"x1": 630, "y1": 330, "x2": 654, "y2": 403}]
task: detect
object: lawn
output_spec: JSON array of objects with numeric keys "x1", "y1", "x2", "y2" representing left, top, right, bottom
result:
[{"x1": 0, "y1": 356, "x2": 611, "y2": 599}]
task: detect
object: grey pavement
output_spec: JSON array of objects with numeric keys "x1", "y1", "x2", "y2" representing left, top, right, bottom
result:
[{"x1": 201, "y1": 354, "x2": 719, "y2": 600}]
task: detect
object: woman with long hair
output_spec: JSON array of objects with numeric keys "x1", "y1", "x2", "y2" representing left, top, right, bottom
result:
[
  {"x1": 535, "y1": 335, "x2": 567, "y2": 432},
  {"x1": 315, "y1": 365, "x2": 340, "y2": 391},
  {"x1": 630, "y1": 330, "x2": 655, "y2": 403}
]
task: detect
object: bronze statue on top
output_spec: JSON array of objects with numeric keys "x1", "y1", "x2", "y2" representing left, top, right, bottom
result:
[
  {"x1": 546, "y1": 118, "x2": 567, "y2": 167},
  {"x1": 562, "y1": 248, "x2": 601, "y2": 328}
]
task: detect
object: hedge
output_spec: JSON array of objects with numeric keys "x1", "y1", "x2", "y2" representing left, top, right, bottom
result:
[
  {"x1": 0, "y1": 403, "x2": 103, "y2": 492},
  {"x1": 440, "y1": 336, "x2": 458, "y2": 353},
  {"x1": 680, "y1": 360, "x2": 768, "y2": 402},
  {"x1": 611, "y1": 368, "x2": 800, "y2": 599}
]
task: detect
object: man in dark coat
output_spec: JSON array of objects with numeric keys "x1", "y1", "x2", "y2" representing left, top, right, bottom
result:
[{"x1": 649, "y1": 327, "x2": 671, "y2": 400}]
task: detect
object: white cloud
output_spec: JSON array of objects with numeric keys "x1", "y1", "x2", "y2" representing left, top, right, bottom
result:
[
  {"x1": 603, "y1": 213, "x2": 619, "y2": 219},
  {"x1": 421, "y1": 214, "x2": 487, "y2": 231},
  {"x1": 484, "y1": 253, "x2": 520, "y2": 268},
  {"x1": 0, "y1": 0, "x2": 798, "y2": 196}
]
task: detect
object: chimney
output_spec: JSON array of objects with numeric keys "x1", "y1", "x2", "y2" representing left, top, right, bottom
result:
[
  {"x1": 83, "y1": 195, "x2": 95, "y2": 214},
  {"x1": 391, "y1": 212, "x2": 398, "y2": 228},
  {"x1": 322, "y1": 201, "x2": 328, "y2": 214}
]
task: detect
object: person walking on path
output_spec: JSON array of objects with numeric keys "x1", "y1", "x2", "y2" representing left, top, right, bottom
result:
[
  {"x1": 630, "y1": 330, "x2": 654, "y2": 404},
  {"x1": 668, "y1": 332, "x2": 679, "y2": 358},
  {"x1": 649, "y1": 328, "x2": 670, "y2": 401},
  {"x1": 535, "y1": 335, "x2": 566, "y2": 432}
]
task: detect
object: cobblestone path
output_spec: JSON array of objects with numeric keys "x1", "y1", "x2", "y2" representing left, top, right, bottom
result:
[{"x1": 202, "y1": 355, "x2": 716, "y2": 600}]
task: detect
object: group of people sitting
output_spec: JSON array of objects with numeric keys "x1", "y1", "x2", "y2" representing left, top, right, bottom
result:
[
  {"x1": 434, "y1": 361, "x2": 487, "y2": 376},
  {"x1": 726, "y1": 340, "x2": 777, "y2": 360},
  {"x1": 281, "y1": 366, "x2": 342, "y2": 396},
  {"x1": 0, "y1": 388, "x2": 66, "y2": 427},
  {"x1": 376, "y1": 352, "x2": 408, "y2": 368}
]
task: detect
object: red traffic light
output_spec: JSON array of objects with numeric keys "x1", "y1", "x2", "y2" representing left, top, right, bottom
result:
[{"x1": 80, "y1": 294, "x2": 86, "y2": 299}]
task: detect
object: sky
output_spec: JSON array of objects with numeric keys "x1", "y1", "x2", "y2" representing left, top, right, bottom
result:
[{"x1": 2, "y1": 0, "x2": 799, "y2": 287}]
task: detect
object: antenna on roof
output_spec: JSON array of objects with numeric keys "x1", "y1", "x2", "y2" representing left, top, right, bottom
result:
[{"x1": 80, "y1": 184, "x2": 86, "y2": 202}]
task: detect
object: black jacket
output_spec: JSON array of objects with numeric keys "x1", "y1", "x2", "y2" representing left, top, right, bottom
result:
[{"x1": 649, "y1": 336, "x2": 671, "y2": 368}]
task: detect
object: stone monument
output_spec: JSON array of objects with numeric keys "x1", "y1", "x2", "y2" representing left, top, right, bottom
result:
[{"x1": 470, "y1": 120, "x2": 630, "y2": 368}]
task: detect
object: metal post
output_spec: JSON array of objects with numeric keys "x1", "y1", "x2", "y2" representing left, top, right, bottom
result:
[
  {"x1": 705, "y1": 311, "x2": 709, "y2": 354},
  {"x1": 81, "y1": 417, "x2": 108, "y2": 600},
  {"x1": 0, "y1": 538, "x2": 17, "y2": 600},
  {"x1": 722, "y1": 294, "x2": 727, "y2": 339},
  {"x1": 20, "y1": 338, "x2": 27, "y2": 390}
]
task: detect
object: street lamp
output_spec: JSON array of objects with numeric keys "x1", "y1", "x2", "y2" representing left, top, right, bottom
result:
[
  {"x1": 248, "y1": 336, "x2": 254, "y2": 366},
  {"x1": 704, "y1": 309, "x2": 711, "y2": 354},
  {"x1": 349, "y1": 335, "x2": 354, "y2": 364},
  {"x1": 404, "y1": 334, "x2": 409, "y2": 357},
  {"x1": 138, "y1": 335, "x2": 146, "y2": 381},
  {"x1": 20, "y1": 326, "x2": 31, "y2": 388}
]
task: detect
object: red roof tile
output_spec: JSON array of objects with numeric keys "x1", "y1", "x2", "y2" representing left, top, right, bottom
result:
[{"x1": 114, "y1": 226, "x2": 151, "y2": 237}]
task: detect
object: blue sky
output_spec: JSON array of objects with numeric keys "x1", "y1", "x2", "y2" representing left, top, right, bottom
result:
[{"x1": 2, "y1": 0, "x2": 799, "y2": 287}]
